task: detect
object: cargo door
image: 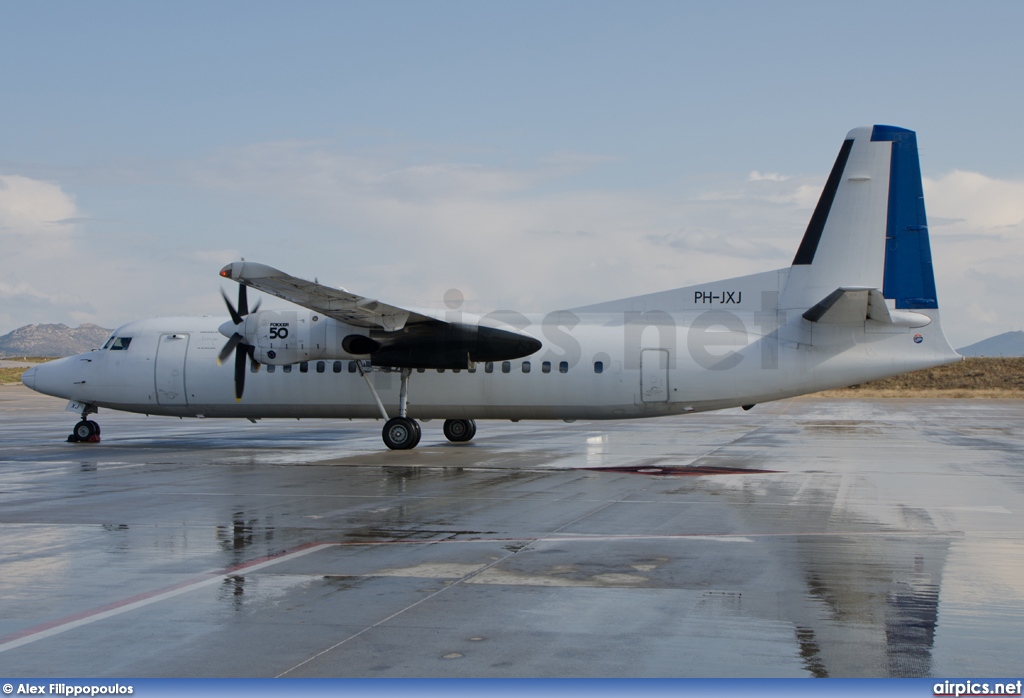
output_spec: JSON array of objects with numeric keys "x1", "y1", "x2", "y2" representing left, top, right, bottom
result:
[{"x1": 641, "y1": 348, "x2": 669, "y2": 403}]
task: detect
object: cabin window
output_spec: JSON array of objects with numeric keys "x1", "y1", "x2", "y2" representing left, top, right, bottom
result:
[
  {"x1": 417, "y1": 368, "x2": 426, "y2": 373},
  {"x1": 453, "y1": 368, "x2": 461, "y2": 374},
  {"x1": 316, "y1": 361, "x2": 325, "y2": 373},
  {"x1": 250, "y1": 361, "x2": 259, "y2": 373},
  {"x1": 110, "y1": 337, "x2": 132, "y2": 351},
  {"x1": 299, "y1": 362, "x2": 309, "y2": 373},
  {"x1": 437, "y1": 368, "x2": 445, "y2": 373},
  {"x1": 594, "y1": 361, "x2": 604, "y2": 374},
  {"x1": 267, "y1": 364, "x2": 276, "y2": 373},
  {"x1": 283, "y1": 365, "x2": 292, "y2": 373},
  {"x1": 348, "y1": 361, "x2": 357, "y2": 373},
  {"x1": 501, "y1": 361, "x2": 511, "y2": 374},
  {"x1": 522, "y1": 361, "x2": 531, "y2": 373},
  {"x1": 542, "y1": 361, "x2": 551, "y2": 373},
  {"x1": 559, "y1": 361, "x2": 569, "y2": 373},
  {"x1": 468, "y1": 365, "x2": 476, "y2": 373},
  {"x1": 485, "y1": 362, "x2": 494, "y2": 373},
  {"x1": 333, "y1": 361, "x2": 342, "y2": 373}
]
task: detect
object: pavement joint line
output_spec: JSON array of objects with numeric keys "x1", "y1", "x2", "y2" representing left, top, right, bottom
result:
[
  {"x1": 0, "y1": 542, "x2": 337, "y2": 654},
  {"x1": 276, "y1": 495, "x2": 634, "y2": 677},
  {"x1": 275, "y1": 543, "x2": 524, "y2": 677}
]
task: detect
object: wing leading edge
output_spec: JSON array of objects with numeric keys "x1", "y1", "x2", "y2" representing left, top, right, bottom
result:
[{"x1": 220, "y1": 261, "x2": 434, "y2": 331}]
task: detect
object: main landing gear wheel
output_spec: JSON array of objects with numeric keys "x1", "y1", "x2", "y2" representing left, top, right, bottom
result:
[
  {"x1": 69, "y1": 420, "x2": 101, "y2": 443},
  {"x1": 443, "y1": 418, "x2": 476, "y2": 443},
  {"x1": 383, "y1": 417, "x2": 421, "y2": 450}
]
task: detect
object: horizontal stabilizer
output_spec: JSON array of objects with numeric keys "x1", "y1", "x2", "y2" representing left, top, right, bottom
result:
[{"x1": 803, "y1": 288, "x2": 931, "y2": 327}]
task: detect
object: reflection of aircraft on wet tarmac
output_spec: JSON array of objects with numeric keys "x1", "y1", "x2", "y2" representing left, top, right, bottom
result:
[{"x1": 23, "y1": 125, "x2": 960, "y2": 449}]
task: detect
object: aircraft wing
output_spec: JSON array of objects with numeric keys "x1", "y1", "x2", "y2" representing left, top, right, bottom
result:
[
  {"x1": 219, "y1": 261, "x2": 435, "y2": 331},
  {"x1": 218, "y1": 261, "x2": 542, "y2": 369}
]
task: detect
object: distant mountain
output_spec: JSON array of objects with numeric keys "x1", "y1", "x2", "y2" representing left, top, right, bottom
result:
[
  {"x1": 0, "y1": 323, "x2": 112, "y2": 357},
  {"x1": 958, "y1": 331, "x2": 1024, "y2": 357}
]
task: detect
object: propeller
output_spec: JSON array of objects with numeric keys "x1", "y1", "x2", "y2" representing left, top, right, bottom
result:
[{"x1": 217, "y1": 284, "x2": 261, "y2": 401}]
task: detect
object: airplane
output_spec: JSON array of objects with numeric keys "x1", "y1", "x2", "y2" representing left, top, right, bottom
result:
[{"x1": 21, "y1": 125, "x2": 962, "y2": 450}]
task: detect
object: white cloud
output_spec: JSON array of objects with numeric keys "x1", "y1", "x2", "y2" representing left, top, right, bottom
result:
[
  {"x1": 748, "y1": 170, "x2": 790, "y2": 182},
  {"x1": 925, "y1": 170, "x2": 1024, "y2": 230},
  {"x1": 0, "y1": 175, "x2": 80, "y2": 264},
  {"x1": 923, "y1": 171, "x2": 1024, "y2": 347},
  {"x1": 0, "y1": 175, "x2": 87, "y2": 330},
  {"x1": 0, "y1": 175, "x2": 78, "y2": 236},
  {"x1": 0, "y1": 173, "x2": 241, "y2": 332}
]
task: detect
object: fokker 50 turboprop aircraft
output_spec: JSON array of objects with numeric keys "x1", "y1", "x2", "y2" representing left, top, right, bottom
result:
[{"x1": 23, "y1": 126, "x2": 961, "y2": 449}]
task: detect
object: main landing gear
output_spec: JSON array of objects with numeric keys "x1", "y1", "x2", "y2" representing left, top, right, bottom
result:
[
  {"x1": 382, "y1": 416, "x2": 477, "y2": 449},
  {"x1": 67, "y1": 405, "x2": 101, "y2": 443},
  {"x1": 443, "y1": 418, "x2": 476, "y2": 443},
  {"x1": 355, "y1": 363, "x2": 477, "y2": 450},
  {"x1": 382, "y1": 416, "x2": 421, "y2": 450}
]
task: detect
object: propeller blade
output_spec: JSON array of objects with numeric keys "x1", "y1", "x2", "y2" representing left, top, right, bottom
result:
[
  {"x1": 234, "y1": 345, "x2": 247, "y2": 401},
  {"x1": 217, "y1": 333, "x2": 242, "y2": 364},
  {"x1": 246, "y1": 345, "x2": 260, "y2": 373},
  {"x1": 221, "y1": 288, "x2": 243, "y2": 326},
  {"x1": 250, "y1": 298, "x2": 261, "y2": 315},
  {"x1": 237, "y1": 284, "x2": 249, "y2": 317}
]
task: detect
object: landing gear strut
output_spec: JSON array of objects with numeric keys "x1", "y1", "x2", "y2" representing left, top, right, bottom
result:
[
  {"x1": 356, "y1": 364, "x2": 424, "y2": 450},
  {"x1": 443, "y1": 419, "x2": 476, "y2": 443}
]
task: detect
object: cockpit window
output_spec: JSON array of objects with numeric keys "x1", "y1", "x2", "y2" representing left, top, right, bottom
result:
[
  {"x1": 102, "y1": 336, "x2": 115, "y2": 349},
  {"x1": 109, "y1": 337, "x2": 132, "y2": 351}
]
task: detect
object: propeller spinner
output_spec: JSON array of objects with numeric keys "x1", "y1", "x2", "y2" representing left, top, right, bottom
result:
[{"x1": 217, "y1": 284, "x2": 260, "y2": 401}]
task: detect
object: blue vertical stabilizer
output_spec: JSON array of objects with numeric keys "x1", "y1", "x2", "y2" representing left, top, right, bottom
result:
[{"x1": 871, "y1": 125, "x2": 939, "y2": 310}]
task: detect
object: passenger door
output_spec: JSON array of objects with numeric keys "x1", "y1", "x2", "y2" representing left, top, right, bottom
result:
[{"x1": 155, "y1": 333, "x2": 190, "y2": 405}]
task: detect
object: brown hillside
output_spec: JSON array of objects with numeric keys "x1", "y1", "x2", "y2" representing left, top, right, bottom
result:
[{"x1": 812, "y1": 357, "x2": 1024, "y2": 398}]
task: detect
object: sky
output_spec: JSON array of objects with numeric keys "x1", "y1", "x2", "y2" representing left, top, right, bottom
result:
[{"x1": 1, "y1": 1, "x2": 1022, "y2": 348}]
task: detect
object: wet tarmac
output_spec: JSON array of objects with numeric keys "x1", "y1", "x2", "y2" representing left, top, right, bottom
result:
[{"x1": 1, "y1": 384, "x2": 1023, "y2": 677}]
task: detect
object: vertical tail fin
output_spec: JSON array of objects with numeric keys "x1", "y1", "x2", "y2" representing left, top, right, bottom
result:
[{"x1": 782, "y1": 125, "x2": 939, "y2": 313}]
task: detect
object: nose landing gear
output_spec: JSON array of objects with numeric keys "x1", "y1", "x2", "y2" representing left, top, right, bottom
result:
[
  {"x1": 67, "y1": 405, "x2": 101, "y2": 443},
  {"x1": 68, "y1": 420, "x2": 100, "y2": 442}
]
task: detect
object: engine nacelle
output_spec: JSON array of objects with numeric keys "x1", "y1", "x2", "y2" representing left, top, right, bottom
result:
[
  {"x1": 244, "y1": 310, "x2": 375, "y2": 365},
  {"x1": 237, "y1": 308, "x2": 542, "y2": 369}
]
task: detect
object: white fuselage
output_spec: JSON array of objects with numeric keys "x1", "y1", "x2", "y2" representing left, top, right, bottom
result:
[{"x1": 24, "y1": 280, "x2": 959, "y2": 424}]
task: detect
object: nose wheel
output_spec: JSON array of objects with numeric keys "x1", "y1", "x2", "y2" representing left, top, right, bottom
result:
[{"x1": 68, "y1": 419, "x2": 101, "y2": 443}]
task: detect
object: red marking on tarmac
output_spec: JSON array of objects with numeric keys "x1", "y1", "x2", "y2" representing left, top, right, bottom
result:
[{"x1": 595, "y1": 465, "x2": 782, "y2": 476}]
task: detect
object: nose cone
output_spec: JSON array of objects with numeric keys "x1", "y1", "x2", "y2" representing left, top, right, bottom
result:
[
  {"x1": 22, "y1": 355, "x2": 92, "y2": 401},
  {"x1": 218, "y1": 319, "x2": 241, "y2": 339}
]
